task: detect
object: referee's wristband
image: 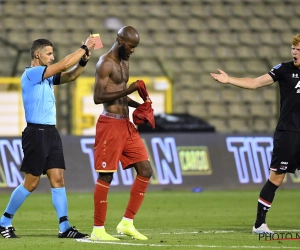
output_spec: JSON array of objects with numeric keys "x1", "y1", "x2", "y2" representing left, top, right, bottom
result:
[
  {"x1": 79, "y1": 58, "x2": 88, "y2": 67},
  {"x1": 80, "y1": 44, "x2": 89, "y2": 56}
]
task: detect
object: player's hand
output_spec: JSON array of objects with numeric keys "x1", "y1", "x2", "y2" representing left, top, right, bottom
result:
[
  {"x1": 84, "y1": 35, "x2": 96, "y2": 50},
  {"x1": 210, "y1": 69, "x2": 230, "y2": 84},
  {"x1": 127, "y1": 80, "x2": 144, "y2": 93}
]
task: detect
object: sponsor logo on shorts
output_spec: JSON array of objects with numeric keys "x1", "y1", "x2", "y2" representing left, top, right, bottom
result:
[
  {"x1": 279, "y1": 161, "x2": 288, "y2": 171},
  {"x1": 279, "y1": 166, "x2": 287, "y2": 170}
]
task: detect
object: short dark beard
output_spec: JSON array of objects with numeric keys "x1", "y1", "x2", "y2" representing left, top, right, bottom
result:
[{"x1": 118, "y1": 44, "x2": 127, "y2": 60}]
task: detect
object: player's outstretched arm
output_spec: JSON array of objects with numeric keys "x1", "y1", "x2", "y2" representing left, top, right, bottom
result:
[{"x1": 210, "y1": 69, "x2": 274, "y2": 89}]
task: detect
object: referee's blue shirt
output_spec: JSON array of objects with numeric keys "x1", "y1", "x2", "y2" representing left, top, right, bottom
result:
[{"x1": 21, "y1": 66, "x2": 57, "y2": 125}]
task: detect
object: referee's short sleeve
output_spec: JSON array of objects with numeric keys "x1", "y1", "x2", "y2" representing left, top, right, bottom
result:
[{"x1": 25, "y1": 66, "x2": 47, "y2": 84}]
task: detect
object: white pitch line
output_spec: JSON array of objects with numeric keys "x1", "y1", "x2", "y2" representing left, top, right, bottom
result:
[{"x1": 75, "y1": 239, "x2": 300, "y2": 249}]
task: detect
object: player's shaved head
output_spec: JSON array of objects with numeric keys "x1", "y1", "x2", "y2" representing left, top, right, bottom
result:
[{"x1": 117, "y1": 26, "x2": 139, "y2": 43}]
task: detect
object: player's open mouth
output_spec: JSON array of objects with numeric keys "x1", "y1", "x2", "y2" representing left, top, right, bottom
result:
[{"x1": 294, "y1": 57, "x2": 297, "y2": 62}]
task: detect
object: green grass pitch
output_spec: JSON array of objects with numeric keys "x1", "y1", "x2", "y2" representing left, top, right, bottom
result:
[{"x1": 1, "y1": 189, "x2": 300, "y2": 250}]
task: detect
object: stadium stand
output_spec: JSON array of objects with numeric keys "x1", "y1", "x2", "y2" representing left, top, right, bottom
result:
[{"x1": 0, "y1": 0, "x2": 291, "y2": 134}]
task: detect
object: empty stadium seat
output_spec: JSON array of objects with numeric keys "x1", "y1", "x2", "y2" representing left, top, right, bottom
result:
[
  {"x1": 228, "y1": 103, "x2": 249, "y2": 118},
  {"x1": 240, "y1": 90, "x2": 263, "y2": 104},
  {"x1": 170, "y1": 46, "x2": 194, "y2": 59},
  {"x1": 235, "y1": 46, "x2": 257, "y2": 59},
  {"x1": 222, "y1": 59, "x2": 245, "y2": 74},
  {"x1": 206, "y1": 18, "x2": 229, "y2": 32},
  {"x1": 85, "y1": 2, "x2": 107, "y2": 17},
  {"x1": 239, "y1": 31, "x2": 260, "y2": 46},
  {"x1": 164, "y1": 59, "x2": 182, "y2": 74},
  {"x1": 228, "y1": 118, "x2": 251, "y2": 133},
  {"x1": 253, "y1": 118, "x2": 269, "y2": 133},
  {"x1": 196, "y1": 32, "x2": 217, "y2": 46},
  {"x1": 256, "y1": 45, "x2": 276, "y2": 58},
  {"x1": 248, "y1": 17, "x2": 270, "y2": 31},
  {"x1": 187, "y1": 103, "x2": 208, "y2": 119},
  {"x1": 189, "y1": 4, "x2": 211, "y2": 18},
  {"x1": 1, "y1": 1, "x2": 24, "y2": 17},
  {"x1": 177, "y1": 89, "x2": 200, "y2": 103},
  {"x1": 138, "y1": 58, "x2": 163, "y2": 75},
  {"x1": 165, "y1": 18, "x2": 186, "y2": 32},
  {"x1": 175, "y1": 74, "x2": 198, "y2": 89},
  {"x1": 176, "y1": 31, "x2": 198, "y2": 46},
  {"x1": 268, "y1": 18, "x2": 289, "y2": 32},
  {"x1": 147, "y1": 3, "x2": 170, "y2": 18},
  {"x1": 249, "y1": 104, "x2": 272, "y2": 118},
  {"x1": 215, "y1": 47, "x2": 236, "y2": 59},
  {"x1": 251, "y1": 3, "x2": 273, "y2": 18},
  {"x1": 208, "y1": 118, "x2": 229, "y2": 133},
  {"x1": 217, "y1": 32, "x2": 240, "y2": 46},
  {"x1": 199, "y1": 89, "x2": 221, "y2": 103},
  {"x1": 261, "y1": 88, "x2": 277, "y2": 104},
  {"x1": 169, "y1": 3, "x2": 190, "y2": 18},
  {"x1": 186, "y1": 17, "x2": 208, "y2": 32},
  {"x1": 259, "y1": 32, "x2": 282, "y2": 46},
  {"x1": 244, "y1": 59, "x2": 270, "y2": 74},
  {"x1": 201, "y1": 59, "x2": 222, "y2": 73},
  {"x1": 221, "y1": 89, "x2": 241, "y2": 103},
  {"x1": 227, "y1": 18, "x2": 249, "y2": 32},
  {"x1": 207, "y1": 103, "x2": 228, "y2": 118},
  {"x1": 230, "y1": 3, "x2": 252, "y2": 18},
  {"x1": 193, "y1": 46, "x2": 214, "y2": 60},
  {"x1": 44, "y1": 2, "x2": 64, "y2": 17},
  {"x1": 152, "y1": 31, "x2": 175, "y2": 46},
  {"x1": 3, "y1": 17, "x2": 24, "y2": 31},
  {"x1": 210, "y1": 3, "x2": 231, "y2": 18},
  {"x1": 181, "y1": 58, "x2": 201, "y2": 74},
  {"x1": 271, "y1": 3, "x2": 294, "y2": 18}
]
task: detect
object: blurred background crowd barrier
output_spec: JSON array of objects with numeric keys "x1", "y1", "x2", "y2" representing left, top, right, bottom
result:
[
  {"x1": 1, "y1": 133, "x2": 300, "y2": 192},
  {"x1": 1, "y1": 0, "x2": 296, "y2": 135}
]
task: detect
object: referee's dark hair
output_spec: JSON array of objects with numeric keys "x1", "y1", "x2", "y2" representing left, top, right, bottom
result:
[{"x1": 30, "y1": 39, "x2": 53, "y2": 59}]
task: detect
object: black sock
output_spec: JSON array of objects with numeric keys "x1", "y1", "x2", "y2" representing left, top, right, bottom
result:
[{"x1": 255, "y1": 179, "x2": 278, "y2": 228}]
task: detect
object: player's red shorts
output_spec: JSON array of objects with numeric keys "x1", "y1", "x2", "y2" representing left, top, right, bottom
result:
[{"x1": 94, "y1": 112, "x2": 149, "y2": 172}]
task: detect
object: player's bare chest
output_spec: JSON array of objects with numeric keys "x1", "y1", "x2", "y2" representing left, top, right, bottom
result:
[{"x1": 113, "y1": 61, "x2": 129, "y2": 84}]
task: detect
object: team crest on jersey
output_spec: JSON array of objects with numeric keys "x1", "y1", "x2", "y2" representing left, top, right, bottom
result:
[{"x1": 273, "y1": 63, "x2": 282, "y2": 69}]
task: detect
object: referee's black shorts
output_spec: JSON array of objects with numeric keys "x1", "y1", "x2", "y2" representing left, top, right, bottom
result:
[
  {"x1": 20, "y1": 123, "x2": 66, "y2": 176},
  {"x1": 270, "y1": 129, "x2": 300, "y2": 174}
]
